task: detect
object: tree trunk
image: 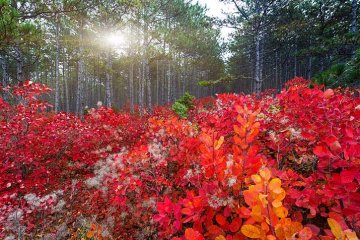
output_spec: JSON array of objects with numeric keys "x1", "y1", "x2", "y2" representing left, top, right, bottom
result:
[
  {"x1": 146, "y1": 59, "x2": 151, "y2": 111},
  {"x1": 307, "y1": 56, "x2": 312, "y2": 80},
  {"x1": 63, "y1": 49, "x2": 70, "y2": 112},
  {"x1": 294, "y1": 42, "x2": 297, "y2": 77},
  {"x1": 254, "y1": 31, "x2": 262, "y2": 93},
  {"x1": 15, "y1": 46, "x2": 24, "y2": 83},
  {"x1": 275, "y1": 51, "x2": 279, "y2": 90},
  {"x1": 76, "y1": 28, "x2": 85, "y2": 119},
  {"x1": 1, "y1": 55, "x2": 9, "y2": 86},
  {"x1": 55, "y1": 14, "x2": 60, "y2": 112},
  {"x1": 105, "y1": 50, "x2": 112, "y2": 108},
  {"x1": 183, "y1": 60, "x2": 187, "y2": 94},
  {"x1": 140, "y1": 59, "x2": 145, "y2": 110},
  {"x1": 138, "y1": 62, "x2": 142, "y2": 110},
  {"x1": 351, "y1": 0, "x2": 358, "y2": 57},
  {"x1": 156, "y1": 60, "x2": 159, "y2": 105},
  {"x1": 162, "y1": 60, "x2": 165, "y2": 104},
  {"x1": 129, "y1": 62, "x2": 134, "y2": 112},
  {"x1": 167, "y1": 60, "x2": 171, "y2": 103}
]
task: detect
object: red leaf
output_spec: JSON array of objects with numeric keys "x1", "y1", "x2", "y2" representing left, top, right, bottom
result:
[
  {"x1": 185, "y1": 228, "x2": 204, "y2": 240},
  {"x1": 340, "y1": 170, "x2": 356, "y2": 184},
  {"x1": 229, "y1": 218, "x2": 241, "y2": 233},
  {"x1": 305, "y1": 224, "x2": 320, "y2": 235},
  {"x1": 215, "y1": 214, "x2": 227, "y2": 226},
  {"x1": 313, "y1": 145, "x2": 332, "y2": 157},
  {"x1": 345, "y1": 127, "x2": 354, "y2": 138},
  {"x1": 207, "y1": 225, "x2": 224, "y2": 236}
]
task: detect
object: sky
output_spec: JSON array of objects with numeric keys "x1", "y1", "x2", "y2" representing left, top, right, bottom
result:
[{"x1": 193, "y1": 0, "x2": 236, "y2": 41}]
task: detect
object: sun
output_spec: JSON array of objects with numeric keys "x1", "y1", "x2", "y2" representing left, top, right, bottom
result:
[{"x1": 104, "y1": 32, "x2": 125, "y2": 47}]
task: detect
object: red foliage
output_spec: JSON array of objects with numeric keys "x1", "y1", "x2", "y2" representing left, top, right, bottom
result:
[{"x1": 0, "y1": 78, "x2": 359, "y2": 239}]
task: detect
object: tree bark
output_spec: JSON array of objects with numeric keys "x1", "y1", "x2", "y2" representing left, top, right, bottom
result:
[
  {"x1": 351, "y1": 0, "x2": 358, "y2": 57},
  {"x1": 183, "y1": 60, "x2": 187, "y2": 94},
  {"x1": 76, "y1": 26, "x2": 85, "y2": 119},
  {"x1": 1, "y1": 55, "x2": 9, "y2": 87},
  {"x1": 63, "y1": 49, "x2": 70, "y2": 113},
  {"x1": 253, "y1": 0, "x2": 263, "y2": 93},
  {"x1": 138, "y1": 62, "x2": 143, "y2": 110},
  {"x1": 254, "y1": 31, "x2": 262, "y2": 93},
  {"x1": 15, "y1": 46, "x2": 24, "y2": 83},
  {"x1": 167, "y1": 60, "x2": 171, "y2": 103},
  {"x1": 140, "y1": 59, "x2": 145, "y2": 110},
  {"x1": 307, "y1": 56, "x2": 312, "y2": 80},
  {"x1": 146, "y1": 59, "x2": 151, "y2": 111},
  {"x1": 55, "y1": 14, "x2": 60, "y2": 112},
  {"x1": 105, "y1": 50, "x2": 113, "y2": 108},
  {"x1": 129, "y1": 62, "x2": 134, "y2": 112},
  {"x1": 156, "y1": 60, "x2": 159, "y2": 105},
  {"x1": 293, "y1": 42, "x2": 297, "y2": 77}
]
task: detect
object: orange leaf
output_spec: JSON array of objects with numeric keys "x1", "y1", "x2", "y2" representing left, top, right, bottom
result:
[
  {"x1": 241, "y1": 225, "x2": 261, "y2": 238},
  {"x1": 185, "y1": 228, "x2": 204, "y2": 240},
  {"x1": 234, "y1": 125, "x2": 246, "y2": 137},
  {"x1": 266, "y1": 235, "x2": 277, "y2": 240},
  {"x1": 251, "y1": 204, "x2": 265, "y2": 222},
  {"x1": 260, "y1": 168, "x2": 272, "y2": 181},
  {"x1": 214, "y1": 136, "x2": 225, "y2": 150},
  {"x1": 324, "y1": 89, "x2": 334, "y2": 99},
  {"x1": 215, "y1": 214, "x2": 227, "y2": 226},
  {"x1": 261, "y1": 222, "x2": 270, "y2": 233},
  {"x1": 86, "y1": 230, "x2": 95, "y2": 239},
  {"x1": 273, "y1": 206, "x2": 288, "y2": 218},
  {"x1": 235, "y1": 105, "x2": 244, "y2": 114},
  {"x1": 243, "y1": 189, "x2": 258, "y2": 207},
  {"x1": 236, "y1": 115, "x2": 246, "y2": 125},
  {"x1": 181, "y1": 207, "x2": 193, "y2": 215},
  {"x1": 207, "y1": 225, "x2": 224, "y2": 236},
  {"x1": 327, "y1": 218, "x2": 343, "y2": 239},
  {"x1": 200, "y1": 133, "x2": 213, "y2": 147}
]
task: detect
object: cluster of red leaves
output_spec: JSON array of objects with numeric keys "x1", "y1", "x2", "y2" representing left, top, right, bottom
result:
[{"x1": 0, "y1": 78, "x2": 359, "y2": 240}]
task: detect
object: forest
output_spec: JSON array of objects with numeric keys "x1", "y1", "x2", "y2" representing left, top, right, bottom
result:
[{"x1": 0, "y1": 0, "x2": 359, "y2": 239}]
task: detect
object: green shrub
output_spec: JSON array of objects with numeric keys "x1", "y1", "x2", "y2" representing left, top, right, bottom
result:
[{"x1": 171, "y1": 92, "x2": 195, "y2": 118}]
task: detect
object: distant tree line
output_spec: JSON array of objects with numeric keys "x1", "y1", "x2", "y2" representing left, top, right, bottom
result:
[
  {"x1": 224, "y1": 0, "x2": 359, "y2": 93},
  {"x1": 0, "y1": 0, "x2": 225, "y2": 116}
]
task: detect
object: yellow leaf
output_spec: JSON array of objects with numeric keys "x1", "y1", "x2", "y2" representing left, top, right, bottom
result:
[
  {"x1": 241, "y1": 225, "x2": 262, "y2": 238},
  {"x1": 251, "y1": 205, "x2": 264, "y2": 222},
  {"x1": 214, "y1": 136, "x2": 224, "y2": 150},
  {"x1": 251, "y1": 174, "x2": 262, "y2": 184},
  {"x1": 260, "y1": 168, "x2": 271, "y2": 181},
  {"x1": 272, "y1": 188, "x2": 286, "y2": 201},
  {"x1": 266, "y1": 235, "x2": 277, "y2": 240},
  {"x1": 327, "y1": 218, "x2": 343, "y2": 239},
  {"x1": 215, "y1": 235, "x2": 226, "y2": 240},
  {"x1": 344, "y1": 230, "x2": 357, "y2": 240},
  {"x1": 272, "y1": 199, "x2": 282, "y2": 208},
  {"x1": 269, "y1": 178, "x2": 282, "y2": 192},
  {"x1": 273, "y1": 206, "x2": 288, "y2": 218},
  {"x1": 259, "y1": 193, "x2": 269, "y2": 206}
]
